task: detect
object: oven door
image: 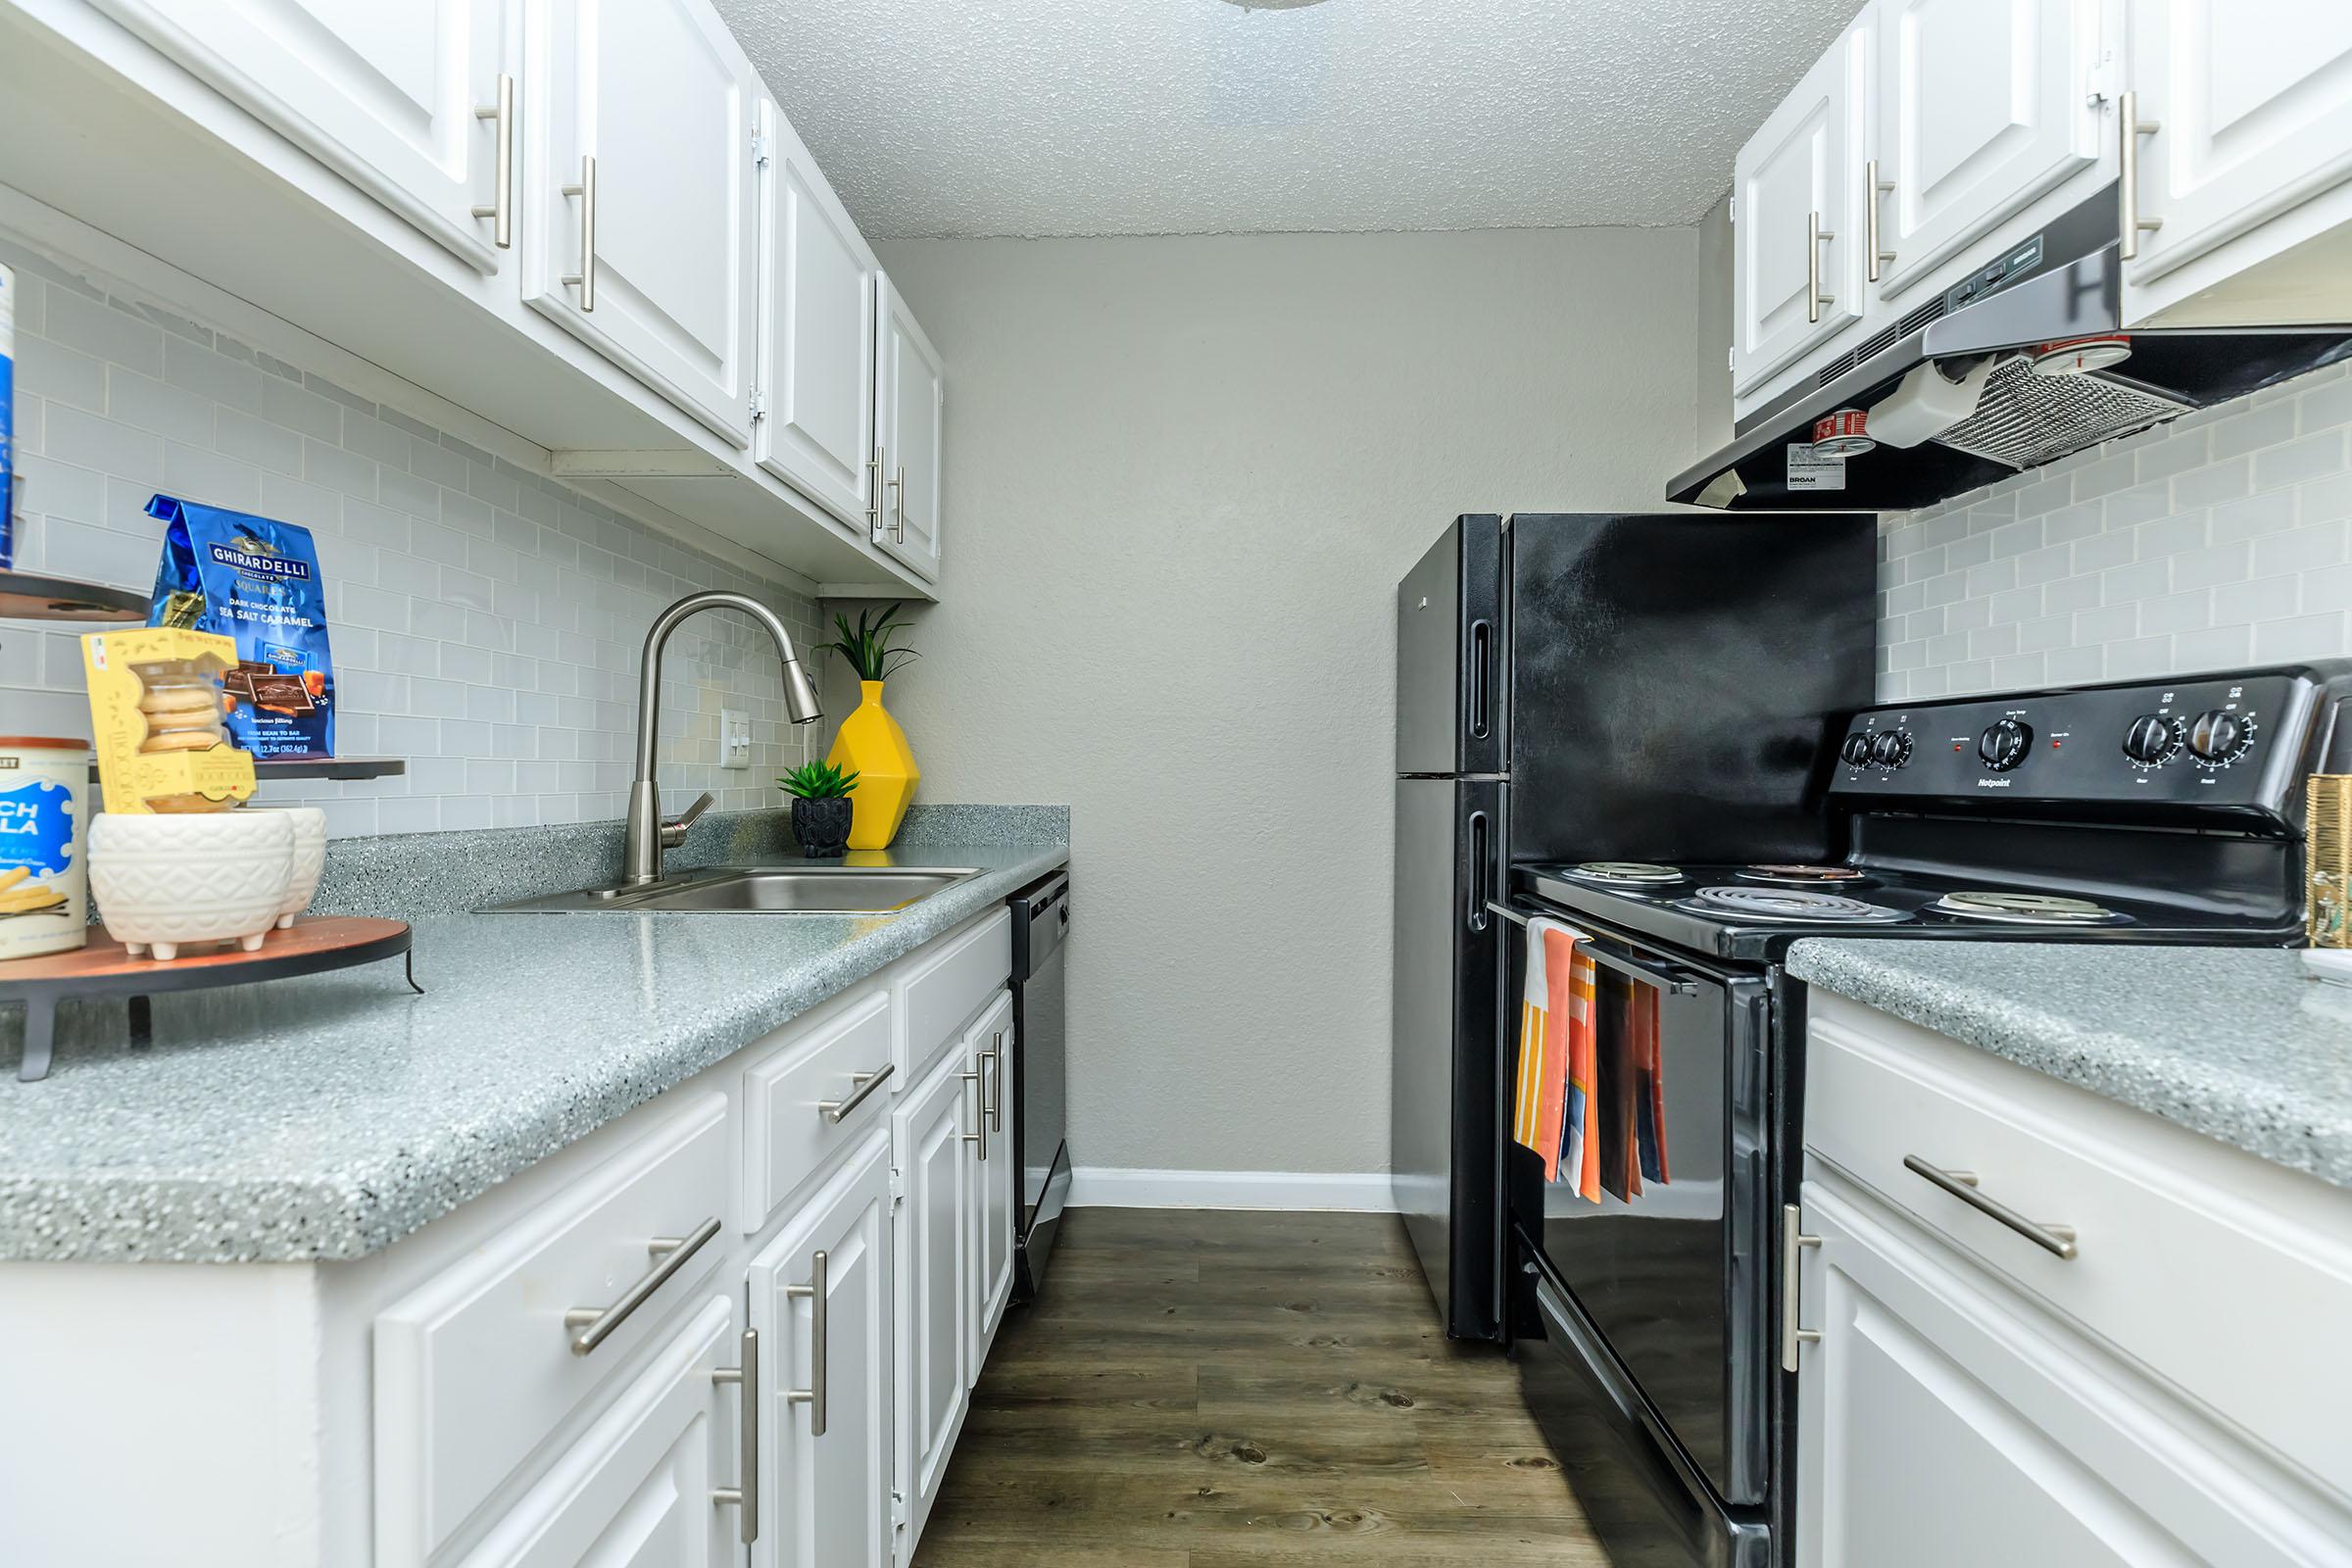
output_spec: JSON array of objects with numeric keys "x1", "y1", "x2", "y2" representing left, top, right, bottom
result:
[{"x1": 1503, "y1": 910, "x2": 1774, "y2": 1509}]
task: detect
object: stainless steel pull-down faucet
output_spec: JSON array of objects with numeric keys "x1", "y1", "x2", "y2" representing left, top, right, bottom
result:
[{"x1": 624, "y1": 590, "x2": 824, "y2": 885}]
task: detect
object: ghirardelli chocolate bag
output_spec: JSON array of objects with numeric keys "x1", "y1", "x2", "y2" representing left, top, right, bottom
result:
[{"x1": 146, "y1": 495, "x2": 335, "y2": 759}]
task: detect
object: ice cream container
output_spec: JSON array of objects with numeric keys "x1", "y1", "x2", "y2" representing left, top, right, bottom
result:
[{"x1": 0, "y1": 736, "x2": 90, "y2": 961}]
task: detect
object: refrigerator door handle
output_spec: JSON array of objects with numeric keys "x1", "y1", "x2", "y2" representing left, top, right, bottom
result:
[
  {"x1": 1466, "y1": 810, "x2": 1491, "y2": 933},
  {"x1": 1467, "y1": 618, "x2": 1493, "y2": 741}
]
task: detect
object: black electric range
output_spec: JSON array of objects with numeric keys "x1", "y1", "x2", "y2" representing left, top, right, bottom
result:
[{"x1": 1497, "y1": 662, "x2": 2352, "y2": 1568}]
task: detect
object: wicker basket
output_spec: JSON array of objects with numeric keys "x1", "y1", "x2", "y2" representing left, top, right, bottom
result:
[{"x1": 2309, "y1": 775, "x2": 2352, "y2": 948}]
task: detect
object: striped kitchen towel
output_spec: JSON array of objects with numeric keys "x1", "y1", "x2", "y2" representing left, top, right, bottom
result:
[{"x1": 1509, "y1": 914, "x2": 1596, "y2": 1185}]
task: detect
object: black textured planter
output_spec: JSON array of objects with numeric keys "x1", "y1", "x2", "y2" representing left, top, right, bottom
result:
[{"x1": 792, "y1": 796, "x2": 854, "y2": 858}]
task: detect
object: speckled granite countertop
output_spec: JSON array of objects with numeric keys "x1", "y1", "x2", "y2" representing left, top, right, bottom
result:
[
  {"x1": 0, "y1": 836, "x2": 1067, "y2": 1263},
  {"x1": 1788, "y1": 940, "x2": 2352, "y2": 1190}
]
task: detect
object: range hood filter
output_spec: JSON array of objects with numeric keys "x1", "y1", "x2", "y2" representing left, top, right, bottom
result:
[{"x1": 1933, "y1": 357, "x2": 2192, "y2": 471}]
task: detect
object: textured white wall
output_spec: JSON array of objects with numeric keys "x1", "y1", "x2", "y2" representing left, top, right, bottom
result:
[
  {"x1": 873, "y1": 227, "x2": 1698, "y2": 1178},
  {"x1": 1879, "y1": 361, "x2": 2352, "y2": 701}
]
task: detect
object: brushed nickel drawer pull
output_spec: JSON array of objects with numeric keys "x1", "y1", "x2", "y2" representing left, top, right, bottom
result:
[
  {"x1": 785, "y1": 1249, "x2": 829, "y2": 1436},
  {"x1": 961, "y1": 1063, "x2": 988, "y2": 1160},
  {"x1": 986, "y1": 1030, "x2": 1004, "y2": 1132},
  {"x1": 2120, "y1": 91, "x2": 2164, "y2": 262},
  {"x1": 710, "y1": 1326, "x2": 760, "y2": 1542},
  {"x1": 817, "y1": 1061, "x2": 894, "y2": 1122},
  {"x1": 563, "y1": 1214, "x2": 720, "y2": 1354},
  {"x1": 1905, "y1": 1155, "x2": 2078, "y2": 1259}
]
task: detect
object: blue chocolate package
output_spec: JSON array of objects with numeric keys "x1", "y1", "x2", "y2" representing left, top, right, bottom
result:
[{"x1": 146, "y1": 495, "x2": 335, "y2": 759}]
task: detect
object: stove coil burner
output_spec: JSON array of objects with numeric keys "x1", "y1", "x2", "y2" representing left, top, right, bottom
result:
[
  {"x1": 1690, "y1": 885, "x2": 1910, "y2": 924},
  {"x1": 1737, "y1": 864, "x2": 1866, "y2": 885},
  {"x1": 1931, "y1": 890, "x2": 2131, "y2": 925},
  {"x1": 1562, "y1": 861, "x2": 1685, "y2": 885}
]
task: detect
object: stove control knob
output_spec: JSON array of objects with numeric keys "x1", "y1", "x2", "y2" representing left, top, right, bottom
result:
[
  {"x1": 1839, "y1": 732, "x2": 1874, "y2": 766},
  {"x1": 1869, "y1": 729, "x2": 1913, "y2": 768},
  {"x1": 2122, "y1": 714, "x2": 2181, "y2": 765},
  {"x1": 1978, "y1": 718, "x2": 2033, "y2": 771},
  {"x1": 2187, "y1": 709, "x2": 2251, "y2": 763}
]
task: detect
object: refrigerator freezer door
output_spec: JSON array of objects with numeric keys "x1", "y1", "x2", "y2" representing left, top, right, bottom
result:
[
  {"x1": 1392, "y1": 774, "x2": 1502, "y2": 1341},
  {"x1": 1505, "y1": 513, "x2": 1875, "y2": 864},
  {"x1": 1396, "y1": 514, "x2": 1504, "y2": 777}
]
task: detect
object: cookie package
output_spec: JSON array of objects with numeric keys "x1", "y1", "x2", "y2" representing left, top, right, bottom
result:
[
  {"x1": 80, "y1": 627, "x2": 258, "y2": 816},
  {"x1": 147, "y1": 495, "x2": 335, "y2": 760}
]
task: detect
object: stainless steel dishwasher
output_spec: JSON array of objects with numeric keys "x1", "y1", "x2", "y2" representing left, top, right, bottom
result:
[{"x1": 1009, "y1": 870, "x2": 1069, "y2": 1300}]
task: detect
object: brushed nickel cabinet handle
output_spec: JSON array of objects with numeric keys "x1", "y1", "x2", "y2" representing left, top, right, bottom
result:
[
  {"x1": 960, "y1": 1063, "x2": 988, "y2": 1160},
  {"x1": 710, "y1": 1326, "x2": 760, "y2": 1543},
  {"x1": 889, "y1": 464, "x2": 907, "y2": 543},
  {"x1": 561, "y1": 154, "x2": 597, "y2": 312},
  {"x1": 563, "y1": 1214, "x2": 719, "y2": 1354},
  {"x1": 986, "y1": 1030, "x2": 1004, "y2": 1132},
  {"x1": 784, "y1": 1250, "x2": 829, "y2": 1436},
  {"x1": 470, "y1": 74, "x2": 514, "y2": 249},
  {"x1": 817, "y1": 1061, "x2": 894, "y2": 1122},
  {"x1": 865, "y1": 447, "x2": 884, "y2": 536},
  {"x1": 1807, "y1": 209, "x2": 1837, "y2": 323},
  {"x1": 1866, "y1": 159, "x2": 1895, "y2": 281},
  {"x1": 1780, "y1": 1202, "x2": 1821, "y2": 1371},
  {"x1": 1904, "y1": 1155, "x2": 2078, "y2": 1259},
  {"x1": 2119, "y1": 91, "x2": 2164, "y2": 262}
]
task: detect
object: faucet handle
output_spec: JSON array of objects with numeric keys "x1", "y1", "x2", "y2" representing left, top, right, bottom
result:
[{"x1": 660, "y1": 791, "x2": 715, "y2": 849}]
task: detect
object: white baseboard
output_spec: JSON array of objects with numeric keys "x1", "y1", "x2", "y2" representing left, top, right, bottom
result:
[{"x1": 1068, "y1": 1166, "x2": 1396, "y2": 1212}]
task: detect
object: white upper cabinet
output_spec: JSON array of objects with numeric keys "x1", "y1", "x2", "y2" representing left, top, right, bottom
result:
[
  {"x1": 1734, "y1": 17, "x2": 1871, "y2": 394},
  {"x1": 1873, "y1": 0, "x2": 2109, "y2": 303},
  {"x1": 89, "y1": 0, "x2": 518, "y2": 273},
  {"x1": 2123, "y1": 0, "x2": 2352, "y2": 318},
  {"x1": 755, "y1": 101, "x2": 878, "y2": 531},
  {"x1": 749, "y1": 1128, "x2": 896, "y2": 1568},
  {"x1": 873, "y1": 273, "x2": 945, "y2": 581},
  {"x1": 524, "y1": 0, "x2": 759, "y2": 446}
]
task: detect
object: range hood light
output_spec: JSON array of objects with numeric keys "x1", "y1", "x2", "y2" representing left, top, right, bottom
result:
[{"x1": 2030, "y1": 333, "x2": 2134, "y2": 375}]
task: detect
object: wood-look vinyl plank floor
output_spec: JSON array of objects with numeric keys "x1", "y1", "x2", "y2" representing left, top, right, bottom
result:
[{"x1": 912, "y1": 1206, "x2": 1612, "y2": 1566}]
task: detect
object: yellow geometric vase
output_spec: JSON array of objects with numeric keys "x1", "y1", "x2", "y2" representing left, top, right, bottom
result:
[{"x1": 825, "y1": 680, "x2": 918, "y2": 851}]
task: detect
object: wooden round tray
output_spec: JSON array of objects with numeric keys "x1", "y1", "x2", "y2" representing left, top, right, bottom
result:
[{"x1": 2, "y1": 916, "x2": 419, "y2": 1082}]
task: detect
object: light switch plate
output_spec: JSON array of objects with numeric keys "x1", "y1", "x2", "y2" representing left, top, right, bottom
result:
[{"x1": 720, "y1": 709, "x2": 752, "y2": 770}]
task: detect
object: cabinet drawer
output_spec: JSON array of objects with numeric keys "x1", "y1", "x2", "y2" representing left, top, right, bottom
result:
[
  {"x1": 742, "y1": 986, "x2": 894, "y2": 1232},
  {"x1": 1805, "y1": 998, "x2": 2352, "y2": 1499},
  {"x1": 893, "y1": 907, "x2": 1010, "y2": 1087},
  {"x1": 374, "y1": 1094, "x2": 730, "y2": 1567}
]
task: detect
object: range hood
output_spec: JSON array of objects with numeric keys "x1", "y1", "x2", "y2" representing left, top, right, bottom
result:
[{"x1": 1669, "y1": 189, "x2": 2352, "y2": 513}]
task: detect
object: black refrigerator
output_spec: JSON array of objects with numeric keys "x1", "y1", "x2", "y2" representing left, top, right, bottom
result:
[{"x1": 1391, "y1": 512, "x2": 1876, "y2": 1342}]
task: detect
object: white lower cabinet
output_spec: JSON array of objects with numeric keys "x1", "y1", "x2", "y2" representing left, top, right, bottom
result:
[
  {"x1": 456, "y1": 1296, "x2": 748, "y2": 1568},
  {"x1": 893, "y1": 1043, "x2": 976, "y2": 1547},
  {"x1": 966, "y1": 991, "x2": 1018, "y2": 1370},
  {"x1": 749, "y1": 1127, "x2": 897, "y2": 1568}
]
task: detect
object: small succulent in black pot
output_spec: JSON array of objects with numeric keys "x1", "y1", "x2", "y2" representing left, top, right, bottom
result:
[{"x1": 780, "y1": 760, "x2": 859, "y2": 858}]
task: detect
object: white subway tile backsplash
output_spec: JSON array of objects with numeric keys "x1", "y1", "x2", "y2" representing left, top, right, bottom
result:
[
  {"x1": 0, "y1": 230, "x2": 823, "y2": 837},
  {"x1": 1880, "y1": 364, "x2": 2352, "y2": 699}
]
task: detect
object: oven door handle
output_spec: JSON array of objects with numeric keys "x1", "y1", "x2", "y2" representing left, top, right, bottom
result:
[{"x1": 1484, "y1": 902, "x2": 1703, "y2": 997}]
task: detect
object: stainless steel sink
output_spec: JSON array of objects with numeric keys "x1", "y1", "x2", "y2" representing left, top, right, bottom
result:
[{"x1": 485, "y1": 864, "x2": 982, "y2": 915}]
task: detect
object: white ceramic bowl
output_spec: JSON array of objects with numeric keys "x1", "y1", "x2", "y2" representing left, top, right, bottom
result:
[
  {"x1": 88, "y1": 810, "x2": 294, "y2": 961},
  {"x1": 264, "y1": 807, "x2": 328, "y2": 928}
]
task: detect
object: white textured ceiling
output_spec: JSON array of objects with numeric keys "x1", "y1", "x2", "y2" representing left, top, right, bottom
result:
[{"x1": 713, "y1": 0, "x2": 1858, "y2": 239}]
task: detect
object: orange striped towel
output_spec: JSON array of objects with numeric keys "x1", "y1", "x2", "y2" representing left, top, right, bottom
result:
[{"x1": 1509, "y1": 915, "x2": 1593, "y2": 1183}]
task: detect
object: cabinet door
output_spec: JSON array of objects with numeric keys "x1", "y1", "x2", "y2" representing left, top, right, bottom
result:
[
  {"x1": 2125, "y1": 0, "x2": 2352, "y2": 290},
  {"x1": 891, "y1": 1046, "x2": 974, "y2": 1550},
  {"x1": 749, "y1": 1128, "x2": 894, "y2": 1568},
  {"x1": 873, "y1": 274, "x2": 944, "y2": 581},
  {"x1": 525, "y1": 0, "x2": 758, "y2": 445},
  {"x1": 965, "y1": 991, "x2": 1017, "y2": 1371},
  {"x1": 1874, "y1": 0, "x2": 2108, "y2": 302},
  {"x1": 1734, "y1": 19, "x2": 1870, "y2": 394},
  {"x1": 1793, "y1": 1179, "x2": 2328, "y2": 1568},
  {"x1": 89, "y1": 0, "x2": 517, "y2": 274},
  {"x1": 457, "y1": 1296, "x2": 743, "y2": 1568},
  {"x1": 755, "y1": 100, "x2": 877, "y2": 530}
]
